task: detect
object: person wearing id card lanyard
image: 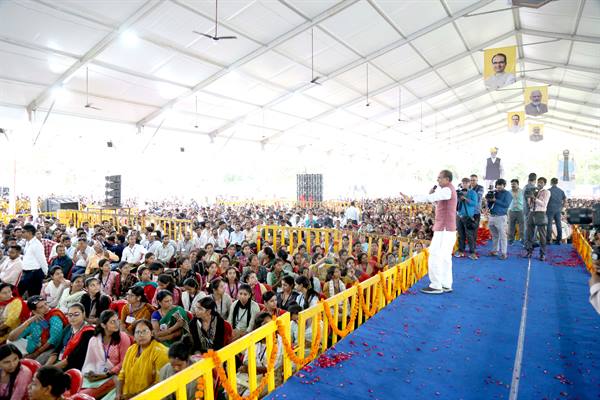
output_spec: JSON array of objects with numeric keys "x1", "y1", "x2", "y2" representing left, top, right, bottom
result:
[{"x1": 119, "y1": 286, "x2": 154, "y2": 335}]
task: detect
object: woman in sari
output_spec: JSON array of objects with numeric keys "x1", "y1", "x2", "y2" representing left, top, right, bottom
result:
[
  {"x1": 189, "y1": 297, "x2": 232, "y2": 354},
  {"x1": 0, "y1": 283, "x2": 27, "y2": 344},
  {"x1": 120, "y1": 286, "x2": 154, "y2": 334},
  {"x1": 82, "y1": 310, "x2": 132, "y2": 399},
  {"x1": 116, "y1": 319, "x2": 168, "y2": 400},
  {"x1": 150, "y1": 290, "x2": 189, "y2": 346},
  {"x1": 57, "y1": 275, "x2": 85, "y2": 313},
  {"x1": 45, "y1": 303, "x2": 94, "y2": 371},
  {"x1": 0, "y1": 344, "x2": 33, "y2": 400}
]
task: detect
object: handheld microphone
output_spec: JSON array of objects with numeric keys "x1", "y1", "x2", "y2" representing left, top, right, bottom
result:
[{"x1": 432, "y1": 185, "x2": 437, "y2": 191}]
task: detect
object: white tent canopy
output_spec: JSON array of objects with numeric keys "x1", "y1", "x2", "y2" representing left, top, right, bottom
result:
[{"x1": 0, "y1": 0, "x2": 599, "y2": 200}]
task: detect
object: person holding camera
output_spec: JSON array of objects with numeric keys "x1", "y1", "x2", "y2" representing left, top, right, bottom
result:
[
  {"x1": 522, "y1": 173, "x2": 537, "y2": 239},
  {"x1": 486, "y1": 179, "x2": 513, "y2": 260},
  {"x1": 456, "y1": 177, "x2": 478, "y2": 260},
  {"x1": 524, "y1": 177, "x2": 551, "y2": 260}
]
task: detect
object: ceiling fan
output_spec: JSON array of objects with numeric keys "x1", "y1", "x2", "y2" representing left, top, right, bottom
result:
[
  {"x1": 84, "y1": 67, "x2": 101, "y2": 110},
  {"x1": 309, "y1": 28, "x2": 321, "y2": 85},
  {"x1": 193, "y1": 0, "x2": 237, "y2": 41}
]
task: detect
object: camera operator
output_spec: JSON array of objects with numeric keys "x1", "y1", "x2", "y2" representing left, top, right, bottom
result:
[
  {"x1": 546, "y1": 178, "x2": 567, "y2": 244},
  {"x1": 469, "y1": 174, "x2": 485, "y2": 229},
  {"x1": 524, "y1": 177, "x2": 550, "y2": 260},
  {"x1": 456, "y1": 178, "x2": 478, "y2": 260},
  {"x1": 522, "y1": 173, "x2": 537, "y2": 239},
  {"x1": 486, "y1": 179, "x2": 513, "y2": 260}
]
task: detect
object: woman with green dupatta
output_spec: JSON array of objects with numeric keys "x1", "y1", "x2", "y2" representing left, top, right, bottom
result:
[{"x1": 150, "y1": 290, "x2": 188, "y2": 346}]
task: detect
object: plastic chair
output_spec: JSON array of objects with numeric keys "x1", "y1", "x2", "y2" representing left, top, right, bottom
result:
[
  {"x1": 20, "y1": 359, "x2": 41, "y2": 375},
  {"x1": 143, "y1": 285, "x2": 156, "y2": 303},
  {"x1": 64, "y1": 368, "x2": 83, "y2": 397},
  {"x1": 67, "y1": 394, "x2": 95, "y2": 400},
  {"x1": 110, "y1": 299, "x2": 128, "y2": 316}
]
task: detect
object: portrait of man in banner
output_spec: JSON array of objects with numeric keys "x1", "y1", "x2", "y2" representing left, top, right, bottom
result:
[
  {"x1": 529, "y1": 124, "x2": 544, "y2": 142},
  {"x1": 483, "y1": 46, "x2": 517, "y2": 90},
  {"x1": 524, "y1": 86, "x2": 549, "y2": 116},
  {"x1": 507, "y1": 111, "x2": 524, "y2": 133}
]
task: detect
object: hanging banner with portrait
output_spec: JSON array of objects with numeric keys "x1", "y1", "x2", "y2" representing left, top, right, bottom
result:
[
  {"x1": 506, "y1": 111, "x2": 524, "y2": 132},
  {"x1": 483, "y1": 46, "x2": 517, "y2": 90},
  {"x1": 529, "y1": 124, "x2": 544, "y2": 142},
  {"x1": 524, "y1": 86, "x2": 549, "y2": 116}
]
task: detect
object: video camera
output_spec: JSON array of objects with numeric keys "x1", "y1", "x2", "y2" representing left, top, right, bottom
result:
[
  {"x1": 457, "y1": 188, "x2": 468, "y2": 201},
  {"x1": 524, "y1": 186, "x2": 539, "y2": 199},
  {"x1": 567, "y1": 204, "x2": 600, "y2": 266},
  {"x1": 485, "y1": 185, "x2": 496, "y2": 202}
]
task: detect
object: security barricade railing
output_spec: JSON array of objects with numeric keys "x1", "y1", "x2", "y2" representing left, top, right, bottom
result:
[
  {"x1": 257, "y1": 225, "x2": 429, "y2": 264},
  {"x1": 0, "y1": 211, "x2": 57, "y2": 224},
  {"x1": 572, "y1": 225, "x2": 594, "y2": 274},
  {"x1": 132, "y1": 249, "x2": 429, "y2": 400}
]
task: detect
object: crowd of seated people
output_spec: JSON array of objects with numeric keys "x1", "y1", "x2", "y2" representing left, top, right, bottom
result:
[{"x1": 0, "y1": 198, "x2": 435, "y2": 399}]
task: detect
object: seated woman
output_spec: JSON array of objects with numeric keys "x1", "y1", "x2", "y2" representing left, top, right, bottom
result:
[
  {"x1": 41, "y1": 267, "x2": 71, "y2": 309},
  {"x1": 294, "y1": 276, "x2": 319, "y2": 310},
  {"x1": 134, "y1": 266, "x2": 158, "y2": 289},
  {"x1": 200, "y1": 261, "x2": 220, "y2": 293},
  {"x1": 227, "y1": 284, "x2": 260, "y2": 340},
  {"x1": 151, "y1": 275, "x2": 181, "y2": 307},
  {"x1": 276, "y1": 276, "x2": 298, "y2": 311},
  {"x1": 298, "y1": 266, "x2": 322, "y2": 294},
  {"x1": 0, "y1": 283, "x2": 28, "y2": 344},
  {"x1": 117, "y1": 263, "x2": 138, "y2": 298},
  {"x1": 45, "y1": 303, "x2": 94, "y2": 371},
  {"x1": 244, "y1": 271, "x2": 267, "y2": 304},
  {"x1": 82, "y1": 310, "x2": 132, "y2": 399},
  {"x1": 180, "y1": 278, "x2": 205, "y2": 314},
  {"x1": 223, "y1": 267, "x2": 240, "y2": 300},
  {"x1": 116, "y1": 319, "x2": 169, "y2": 400},
  {"x1": 95, "y1": 259, "x2": 120, "y2": 297},
  {"x1": 8, "y1": 296, "x2": 67, "y2": 364},
  {"x1": 27, "y1": 365, "x2": 71, "y2": 400},
  {"x1": 159, "y1": 336, "x2": 197, "y2": 400},
  {"x1": 120, "y1": 286, "x2": 155, "y2": 335},
  {"x1": 80, "y1": 277, "x2": 111, "y2": 325},
  {"x1": 189, "y1": 297, "x2": 232, "y2": 354},
  {"x1": 57, "y1": 275, "x2": 85, "y2": 313},
  {"x1": 322, "y1": 266, "x2": 345, "y2": 298},
  {"x1": 237, "y1": 312, "x2": 283, "y2": 396},
  {"x1": 172, "y1": 257, "x2": 200, "y2": 287},
  {"x1": 0, "y1": 344, "x2": 33, "y2": 400},
  {"x1": 209, "y1": 278, "x2": 232, "y2": 320},
  {"x1": 151, "y1": 290, "x2": 189, "y2": 346},
  {"x1": 261, "y1": 291, "x2": 285, "y2": 317}
]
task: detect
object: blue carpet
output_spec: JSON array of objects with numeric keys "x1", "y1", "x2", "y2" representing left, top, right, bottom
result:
[{"x1": 266, "y1": 243, "x2": 599, "y2": 400}]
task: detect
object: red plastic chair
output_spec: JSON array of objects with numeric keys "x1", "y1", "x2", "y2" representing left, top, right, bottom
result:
[
  {"x1": 21, "y1": 359, "x2": 41, "y2": 375},
  {"x1": 144, "y1": 285, "x2": 156, "y2": 303},
  {"x1": 67, "y1": 394, "x2": 95, "y2": 400},
  {"x1": 64, "y1": 369, "x2": 83, "y2": 397},
  {"x1": 110, "y1": 299, "x2": 128, "y2": 316}
]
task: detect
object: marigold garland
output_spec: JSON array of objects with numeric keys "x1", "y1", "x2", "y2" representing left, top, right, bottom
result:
[
  {"x1": 320, "y1": 290, "x2": 360, "y2": 337},
  {"x1": 205, "y1": 330, "x2": 278, "y2": 400},
  {"x1": 195, "y1": 376, "x2": 205, "y2": 399},
  {"x1": 378, "y1": 272, "x2": 396, "y2": 303},
  {"x1": 357, "y1": 283, "x2": 380, "y2": 318},
  {"x1": 276, "y1": 313, "x2": 322, "y2": 368}
]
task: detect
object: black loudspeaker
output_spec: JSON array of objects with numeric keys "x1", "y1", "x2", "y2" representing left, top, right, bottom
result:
[
  {"x1": 104, "y1": 175, "x2": 121, "y2": 208},
  {"x1": 41, "y1": 197, "x2": 79, "y2": 212},
  {"x1": 297, "y1": 174, "x2": 323, "y2": 202}
]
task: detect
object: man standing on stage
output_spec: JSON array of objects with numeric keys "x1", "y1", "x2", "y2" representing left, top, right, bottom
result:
[
  {"x1": 483, "y1": 148, "x2": 503, "y2": 190},
  {"x1": 415, "y1": 170, "x2": 457, "y2": 294}
]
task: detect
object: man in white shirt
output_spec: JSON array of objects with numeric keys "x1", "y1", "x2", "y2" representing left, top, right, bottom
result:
[
  {"x1": 155, "y1": 235, "x2": 175, "y2": 264},
  {"x1": 122, "y1": 234, "x2": 146, "y2": 266},
  {"x1": 229, "y1": 223, "x2": 245, "y2": 246},
  {"x1": 344, "y1": 202, "x2": 360, "y2": 226},
  {"x1": 216, "y1": 221, "x2": 230, "y2": 251},
  {"x1": 18, "y1": 224, "x2": 48, "y2": 296},
  {"x1": 0, "y1": 245, "x2": 24, "y2": 286},
  {"x1": 484, "y1": 53, "x2": 516, "y2": 90},
  {"x1": 177, "y1": 231, "x2": 194, "y2": 256},
  {"x1": 71, "y1": 238, "x2": 94, "y2": 278}
]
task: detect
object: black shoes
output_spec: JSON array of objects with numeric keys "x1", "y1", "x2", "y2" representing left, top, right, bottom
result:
[{"x1": 420, "y1": 286, "x2": 443, "y2": 294}]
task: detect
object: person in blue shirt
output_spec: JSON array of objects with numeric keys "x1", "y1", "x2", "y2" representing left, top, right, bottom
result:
[
  {"x1": 486, "y1": 179, "x2": 513, "y2": 260},
  {"x1": 469, "y1": 174, "x2": 484, "y2": 228},
  {"x1": 456, "y1": 177, "x2": 479, "y2": 260}
]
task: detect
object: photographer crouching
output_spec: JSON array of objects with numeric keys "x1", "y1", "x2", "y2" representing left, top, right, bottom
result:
[
  {"x1": 524, "y1": 177, "x2": 550, "y2": 260},
  {"x1": 456, "y1": 177, "x2": 479, "y2": 260},
  {"x1": 486, "y1": 179, "x2": 513, "y2": 260}
]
